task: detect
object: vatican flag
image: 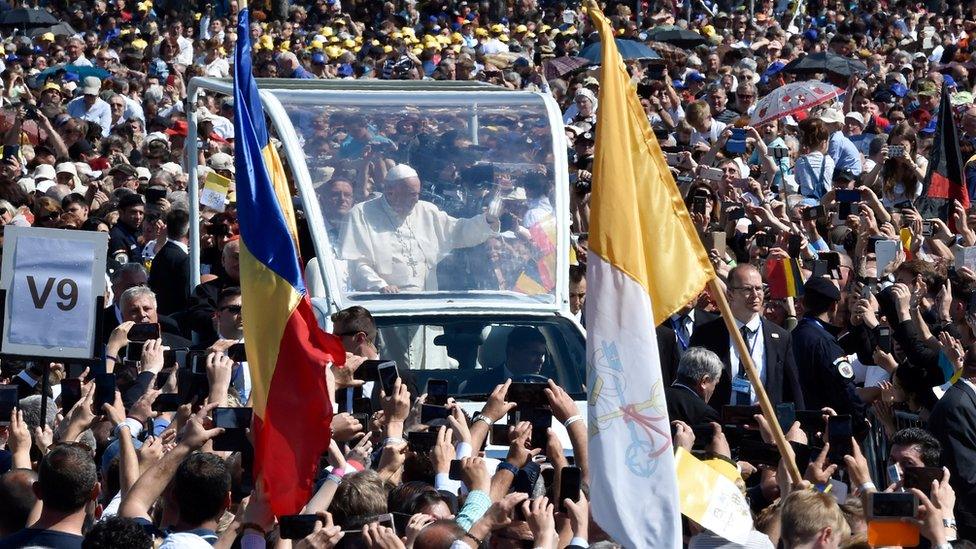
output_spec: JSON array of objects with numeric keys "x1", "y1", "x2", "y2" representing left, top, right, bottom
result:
[{"x1": 584, "y1": 2, "x2": 715, "y2": 547}]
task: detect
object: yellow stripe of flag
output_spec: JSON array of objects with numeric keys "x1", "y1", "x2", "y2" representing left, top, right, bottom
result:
[{"x1": 587, "y1": 3, "x2": 714, "y2": 325}]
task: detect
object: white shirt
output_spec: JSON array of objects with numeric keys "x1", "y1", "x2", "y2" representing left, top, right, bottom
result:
[
  {"x1": 67, "y1": 96, "x2": 112, "y2": 137},
  {"x1": 522, "y1": 196, "x2": 553, "y2": 229},
  {"x1": 177, "y1": 36, "x2": 194, "y2": 65},
  {"x1": 729, "y1": 315, "x2": 766, "y2": 405},
  {"x1": 690, "y1": 120, "x2": 727, "y2": 148}
]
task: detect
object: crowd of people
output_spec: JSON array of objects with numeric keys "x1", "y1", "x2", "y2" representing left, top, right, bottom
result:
[{"x1": 2, "y1": 0, "x2": 976, "y2": 548}]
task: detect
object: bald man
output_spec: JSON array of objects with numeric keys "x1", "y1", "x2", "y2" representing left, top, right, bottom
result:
[
  {"x1": 340, "y1": 163, "x2": 499, "y2": 293},
  {"x1": 688, "y1": 264, "x2": 804, "y2": 408}
]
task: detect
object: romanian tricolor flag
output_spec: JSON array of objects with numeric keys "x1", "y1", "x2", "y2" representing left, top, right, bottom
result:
[
  {"x1": 233, "y1": 8, "x2": 345, "y2": 515},
  {"x1": 766, "y1": 258, "x2": 804, "y2": 299},
  {"x1": 584, "y1": 2, "x2": 715, "y2": 547}
]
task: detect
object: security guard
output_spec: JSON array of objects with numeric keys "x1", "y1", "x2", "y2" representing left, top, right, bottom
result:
[{"x1": 791, "y1": 277, "x2": 867, "y2": 421}]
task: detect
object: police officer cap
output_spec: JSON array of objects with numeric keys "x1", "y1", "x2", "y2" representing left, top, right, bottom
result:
[{"x1": 804, "y1": 277, "x2": 840, "y2": 302}]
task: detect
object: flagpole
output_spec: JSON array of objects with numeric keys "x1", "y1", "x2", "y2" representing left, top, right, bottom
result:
[{"x1": 707, "y1": 278, "x2": 804, "y2": 485}]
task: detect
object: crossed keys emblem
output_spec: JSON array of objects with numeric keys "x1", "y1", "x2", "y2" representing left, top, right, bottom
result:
[{"x1": 587, "y1": 338, "x2": 672, "y2": 477}]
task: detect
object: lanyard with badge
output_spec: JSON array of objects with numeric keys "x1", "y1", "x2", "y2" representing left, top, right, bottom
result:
[{"x1": 732, "y1": 324, "x2": 760, "y2": 404}]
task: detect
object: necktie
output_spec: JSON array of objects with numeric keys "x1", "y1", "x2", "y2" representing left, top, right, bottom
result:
[
  {"x1": 674, "y1": 314, "x2": 691, "y2": 350},
  {"x1": 738, "y1": 324, "x2": 754, "y2": 377}
]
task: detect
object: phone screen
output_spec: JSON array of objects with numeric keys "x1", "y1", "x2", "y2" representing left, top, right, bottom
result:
[
  {"x1": 870, "y1": 492, "x2": 917, "y2": 518},
  {"x1": 378, "y1": 362, "x2": 399, "y2": 395},
  {"x1": 827, "y1": 415, "x2": 853, "y2": 461},
  {"x1": 524, "y1": 408, "x2": 552, "y2": 450},
  {"x1": 188, "y1": 351, "x2": 207, "y2": 374},
  {"x1": 352, "y1": 397, "x2": 371, "y2": 415},
  {"x1": 0, "y1": 385, "x2": 18, "y2": 423},
  {"x1": 407, "y1": 431, "x2": 437, "y2": 453},
  {"x1": 775, "y1": 402, "x2": 796, "y2": 433},
  {"x1": 721, "y1": 405, "x2": 761, "y2": 426},
  {"x1": 506, "y1": 382, "x2": 549, "y2": 409},
  {"x1": 228, "y1": 343, "x2": 246, "y2": 363},
  {"x1": 559, "y1": 466, "x2": 582, "y2": 512},
  {"x1": 877, "y1": 327, "x2": 892, "y2": 354},
  {"x1": 94, "y1": 373, "x2": 117, "y2": 410},
  {"x1": 213, "y1": 407, "x2": 253, "y2": 429},
  {"x1": 425, "y1": 379, "x2": 449, "y2": 406},
  {"x1": 353, "y1": 359, "x2": 384, "y2": 382},
  {"x1": 420, "y1": 404, "x2": 450, "y2": 424},
  {"x1": 279, "y1": 514, "x2": 319, "y2": 539},
  {"x1": 61, "y1": 378, "x2": 82, "y2": 412},
  {"x1": 737, "y1": 439, "x2": 782, "y2": 467},
  {"x1": 448, "y1": 459, "x2": 464, "y2": 481},
  {"x1": 903, "y1": 466, "x2": 943, "y2": 498},
  {"x1": 836, "y1": 189, "x2": 861, "y2": 203},
  {"x1": 128, "y1": 322, "x2": 161, "y2": 342},
  {"x1": 490, "y1": 423, "x2": 510, "y2": 446},
  {"x1": 152, "y1": 393, "x2": 181, "y2": 412}
]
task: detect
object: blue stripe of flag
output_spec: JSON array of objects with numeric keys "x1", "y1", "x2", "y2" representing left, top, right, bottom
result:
[{"x1": 232, "y1": 7, "x2": 306, "y2": 294}]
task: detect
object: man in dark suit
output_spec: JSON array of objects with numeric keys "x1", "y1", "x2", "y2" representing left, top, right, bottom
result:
[
  {"x1": 928, "y1": 346, "x2": 976, "y2": 540},
  {"x1": 657, "y1": 296, "x2": 718, "y2": 386},
  {"x1": 148, "y1": 208, "x2": 191, "y2": 316},
  {"x1": 688, "y1": 264, "x2": 804, "y2": 409},
  {"x1": 664, "y1": 347, "x2": 721, "y2": 426},
  {"x1": 103, "y1": 262, "x2": 149, "y2": 341},
  {"x1": 185, "y1": 238, "x2": 240, "y2": 343}
]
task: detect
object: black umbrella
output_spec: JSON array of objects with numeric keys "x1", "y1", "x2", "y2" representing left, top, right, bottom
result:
[
  {"x1": 29, "y1": 21, "x2": 78, "y2": 37},
  {"x1": 0, "y1": 8, "x2": 58, "y2": 27},
  {"x1": 782, "y1": 52, "x2": 868, "y2": 79},
  {"x1": 645, "y1": 28, "x2": 707, "y2": 48}
]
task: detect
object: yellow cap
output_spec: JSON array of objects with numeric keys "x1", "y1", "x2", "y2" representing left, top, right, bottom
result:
[
  {"x1": 41, "y1": 82, "x2": 61, "y2": 93},
  {"x1": 525, "y1": 31, "x2": 535, "y2": 38},
  {"x1": 451, "y1": 44, "x2": 462, "y2": 53},
  {"x1": 515, "y1": 24, "x2": 528, "y2": 33},
  {"x1": 354, "y1": 36, "x2": 363, "y2": 43},
  {"x1": 702, "y1": 24, "x2": 715, "y2": 36},
  {"x1": 329, "y1": 36, "x2": 340, "y2": 43},
  {"x1": 194, "y1": 12, "x2": 201, "y2": 20},
  {"x1": 131, "y1": 38, "x2": 148, "y2": 49},
  {"x1": 498, "y1": 34, "x2": 509, "y2": 42},
  {"x1": 40, "y1": 32, "x2": 55, "y2": 42},
  {"x1": 260, "y1": 35, "x2": 273, "y2": 48},
  {"x1": 321, "y1": 26, "x2": 334, "y2": 37},
  {"x1": 392, "y1": 31, "x2": 402, "y2": 39},
  {"x1": 383, "y1": 45, "x2": 393, "y2": 53},
  {"x1": 311, "y1": 40, "x2": 323, "y2": 49},
  {"x1": 475, "y1": 28, "x2": 488, "y2": 37},
  {"x1": 344, "y1": 38, "x2": 356, "y2": 48},
  {"x1": 403, "y1": 27, "x2": 415, "y2": 36},
  {"x1": 436, "y1": 34, "x2": 450, "y2": 45},
  {"x1": 491, "y1": 23, "x2": 505, "y2": 33},
  {"x1": 371, "y1": 39, "x2": 380, "y2": 46},
  {"x1": 451, "y1": 32, "x2": 462, "y2": 43},
  {"x1": 412, "y1": 47, "x2": 423, "y2": 56},
  {"x1": 540, "y1": 24, "x2": 551, "y2": 33},
  {"x1": 326, "y1": 46, "x2": 341, "y2": 58},
  {"x1": 120, "y1": 28, "x2": 131, "y2": 36}
]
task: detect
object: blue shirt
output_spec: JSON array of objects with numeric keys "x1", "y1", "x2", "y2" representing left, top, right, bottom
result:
[
  {"x1": 290, "y1": 66, "x2": 316, "y2": 79},
  {"x1": 827, "y1": 131, "x2": 862, "y2": 175}
]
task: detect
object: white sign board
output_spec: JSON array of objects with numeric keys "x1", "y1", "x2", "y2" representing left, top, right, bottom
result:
[{"x1": 0, "y1": 227, "x2": 107, "y2": 359}]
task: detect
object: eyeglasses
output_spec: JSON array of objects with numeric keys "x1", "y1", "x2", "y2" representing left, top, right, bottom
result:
[
  {"x1": 220, "y1": 305, "x2": 242, "y2": 314},
  {"x1": 731, "y1": 286, "x2": 764, "y2": 295}
]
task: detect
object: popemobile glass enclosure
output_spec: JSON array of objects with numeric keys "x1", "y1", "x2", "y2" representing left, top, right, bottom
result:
[{"x1": 187, "y1": 79, "x2": 586, "y2": 436}]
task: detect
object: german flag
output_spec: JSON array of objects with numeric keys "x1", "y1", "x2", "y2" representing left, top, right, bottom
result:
[
  {"x1": 916, "y1": 85, "x2": 969, "y2": 223},
  {"x1": 233, "y1": 8, "x2": 345, "y2": 515}
]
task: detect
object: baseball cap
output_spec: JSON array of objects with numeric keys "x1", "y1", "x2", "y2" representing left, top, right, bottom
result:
[
  {"x1": 109, "y1": 164, "x2": 138, "y2": 179},
  {"x1": 818, "y1": 108, "x2": 844, "y2": 125},
  {"x1": 32, "y1": 164, "x2": 55, "y2": 182},
  {"x1": 844, "y1": 111, "x2": 865, "y2": 127},
  {"x1": 136, "y1": 167, "x2": 151, "y2": 181},
  {"x1": 165, "y1": 119, "x2": 189, "y2": 137},
  {"x1": 208, "y1": 152, "x2": 235, "y2": 174},
  {"x1": 81, "y1": 76, "x2": 101, "y2": 96},
  {"x1": 804, "y1": 277, "x2": 840, "y2": 302}
]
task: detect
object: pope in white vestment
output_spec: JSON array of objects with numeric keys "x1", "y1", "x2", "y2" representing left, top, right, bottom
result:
[
  {"x1": 340, "y1": 164, "x2": 499, "y2": 292},
  {"x1": 339, "y1": 164, "x2": 500, "y2": 369}
]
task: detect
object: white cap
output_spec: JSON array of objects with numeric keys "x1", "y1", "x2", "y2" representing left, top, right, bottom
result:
[
  {"x1": 144, "y1": 132, "x2": 170, "y2": 147},
  {"x1": 35, "y1": 179, "x2": 56, "y2": 193},
  {"x1": 136, "y1": 167, "x2": 151, "y2": 181},
  {"x1": 16, "y1": 177, "x2": 35, "y2": 193},
  {"x1": 819, "y1": 107, "x2": 844, "y2": 125},
  {"x1": 385, "y1": 163, "x2": 419, "y2": 183},
  {"x1": 32, "y1": 163, "x2": 56, "y2": 181},
  {"x1": 81, "y1": 76, "x2": 101, "y2": 95},
  {"x1": 55, "y1": 162, "x2": 77, "y2": 176},
  {"x1": 845, "y1": 111, "x2": 865, "y2": 127},
  {"x1": 160, "y1": 162, "x2": 183, "y2": 176}
]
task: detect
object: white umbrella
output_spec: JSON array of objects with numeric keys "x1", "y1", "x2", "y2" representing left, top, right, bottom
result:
[{"x1": 750, "y1": 80, "x2": 844, "y2": 127}]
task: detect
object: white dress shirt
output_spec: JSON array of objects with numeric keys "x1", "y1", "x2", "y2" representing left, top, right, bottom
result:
[{"x1": 729, "y1": 315, "x2": 766, "y2": 405}]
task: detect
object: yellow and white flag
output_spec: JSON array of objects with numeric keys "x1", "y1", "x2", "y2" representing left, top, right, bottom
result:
[{"x1": 584, "y1": 3, "x2": 715, "y2": 547}]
